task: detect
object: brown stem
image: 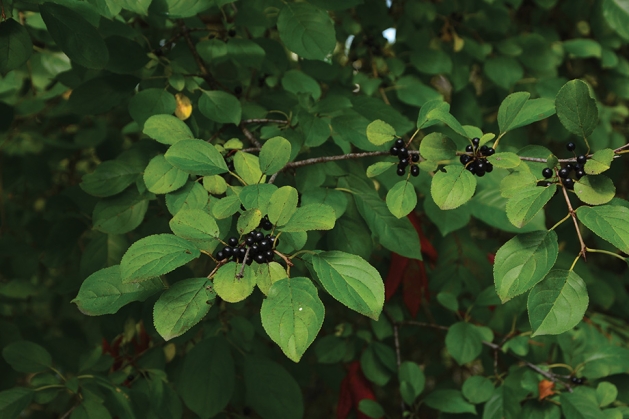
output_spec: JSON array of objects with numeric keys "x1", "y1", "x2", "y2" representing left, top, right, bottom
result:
[
  {"x1": 283, "y1": 151, "x2": 421, "y2": 171},
  {"x1": 178, "y1": 20, "x2": 228, "y2": 92},
  {"x1": 240, "y1": 124, "x2": 262, "y2": 148},
  {"x1": 274, "y1": 250, "x2": 294, "y2": 268},
  {"x1": 242, "y1": 118, "x2": 289, "y2": 125},
  {"x1": 236, "y1": 248, "x2": 251, "y2": 279},
  {"x1": 560, "y1": 179, "x2": 587, "y2": 260},
  {"x1": 384, "y1": 311, "x2": 406, "y2": 415}
]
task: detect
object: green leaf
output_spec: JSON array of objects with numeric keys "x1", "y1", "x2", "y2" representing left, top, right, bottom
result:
[
  {"x1": 498, "y1": 92, "x2": 530, "y2": 133},
  {"x1": 445, "y1": 322, "x2": 484, "y2": 365},
  {"x1": 563, "y1": 39, "x2": 602, "y2": 58},
  {"x1": 114, "y1": 0, "x2": 151, "y2": 15},
  {"x1": 578, "y1": 346, "x2": 629, "y2": 379},
  {"x1": 120, "y1": 234, "x2": 200, "y2": 283},
  {"x1": 424, "y1": 195, "x2": 471, "y2": 236},
  {"x1": 584, "y1": 149, "x2": 615, "y2": 175},
  {"x1": 178, "y1": 337, "x2": 234, "y2": 419},
  {"x1": 506, "y1": 185, "x2": 556, "y2": 228},
  {"x1": 67, "y1": 74, "x2": 138, "y2": 115},
  {"x1": 153, "y1": 277, "x2": 216, "y2": 341},
  {"x1": 165, "y1": 139, "x2": 229, "y2": 176},
  {"x1": 128, "y1": 89, "x2": 177, "y2": 128},
  {"x1": 528, "y1": 269, "x2": 589, "y2": 336},
  {"x1": 483, "y1": 386, "x2": 522, "y2": 419},
  {"x1": 261, "y1": 277, "x2": 324, "y2": 362},
  {"x1": 211, "y1": 195, "x2": 241, "y2": 219},
  {"x1": 509, "y1": 98, "x2": 556, "y2": 131},
  {"x1": 199, "y1": 91, "x2": 242, "y2": 125},
  {"x1": 237, "y1": 209, "x2": 262, "y2": 235},
  {"x1": 603, "y1": 0, "x2": 629, "y2": 41},
  {"x1": 577, "y1": 205, "x2": 629, "y2": 253},
  {"x1": 244, "y1": 355, "x2": 304, "y2": 419},
  {"x1": 277, "y1": 2, "x2": 336, "y2": 60},
  {"x1": 268, "y1": 186, "x2": 299, "y2": 226},
  {"x1": 386, "y1": 180, "x2": 417, "y2": 219},
  {"x1": 366, "y1": 120, "x2": 396, "y2": 146},
  {"x1": 143, "y1": 154, "x2": 189, "y2": 194},
  {"x1": 462, "y1": 376, "x2": 494, "y2": 404},
  {"x1": 399, "y1": 361, "x2": 425, "y2": 405},
  {"x1": 411, "y1": 48, "x2": 453, "y2": 75},
  {"x1": 0, "y1": 388, "x2": 33, "y2": 419},
  {"x1": 169, "y1": 209, "x2": 220, "y2": 251},
  {"x1": 312, "y1": 251, "x2": 384, "y2": 320},
  {"x1": 166, "y1": 182, "x2": 208, "y2": 215},
  {"x1": 417, "y1": 100, "x2": 449, "y2": 129},
  {"x1": 419, "y1": 132, "x2": 457, "y2": 161},
  {"x1": 395, "y1": 75, "x2": 442, "y2": 107},
  {"x1": 561, "y1": 389, "x2": 604, "y2": 418},
  {"x1": 366, "y1": 161, "x2": 395, "y2": 178},
  {"x1": 500, "y1": 171, "x2": 539, "y2": 198},
  {"x1": 555, "y1": 79, "x2": 598, "y2": 138},
  {"x1": 259, "y1": 137, "x2": 291, "y2": 174},
  {"x1": 424, "y1": 390, "x2": 477, "y2": 414},
  {"x1": 234, "y1": 151, "x2": 263, "y2": 185},
  {"x1": 2, "y1": 341, "x2": 52, "y2": 373},
  {"x1": 73, "y1": 265, "x2": 163, "y2": 316},
  {"x1": 574, "y1": 175, "x2": 616, "y2": 205},
  {"x1": 0, "y1": 19, "x2": 33, "y2": 75},
  {"x1": 213, "y1": 262, "x2": 256, "y2": 303},
  {"x1": 93, "y1": 189, "x2": 149, "y2": 235},
  {"x1": 40, "y1": 3, "x2": 108, "y2": 69},
  {"x1": 358, "y1": 400, "x2": 385, "y2": 419},
  {"x1": 426, "y1": 107, "x2": 468, "y2": 138},
  {"x1": 361, "y1": 341, "x2": 396, "y2": 385},
  {"x1": 80, "y1": 161, "x2": 138, "y2": 198},
  {"x1": 143, "y1": 115, "x2": 194, "y2": 145},
  {"x1": 597, "y1": 382, "x2": 618, "y2": 407},
  {"x1": 256, "y1": 262, "x2": 288, "y2": 296},
  {"x1": 202, "y1": 175, "x2": 227, "y2": 195},
  {"x1": 431, "y1": 164, "x2": 477, "y2": 210},
  {"x1": 494, "y1": 230, "x2": 559, "y2": 303},
  {"x1": 240, "y1": 183, "x2": 277, "y2": 213},
  {"x1": 281, "y1": 203, "x2": 336, "y2": 232},
  {"x1": 487, "y1": 152, "x2": 521, "y2": 169},
  {"x1": 485, "y1": 56, "x2": 524, "y2": 90},
  {"x1": 281, "y1": 69, "x2": 321, "y2": 100}
]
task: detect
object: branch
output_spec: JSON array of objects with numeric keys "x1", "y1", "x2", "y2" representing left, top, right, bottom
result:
[
  {"x1": 559, "y1": 178, "x2": 587, "y2": 260},
  {"x1": 236, "y1": 247, "x2": 251, "y2": 279},
  {"x1": 178, "y1": 20, "x2": 226, "y2": 92},
  {"x1": 384, "y1": 311, "x2": 406, "y2": 416},
  {"x1": 240, "y1": 124, "x2": 262, "y2": 148},
  {"x1": 242, "y1": 118, "x2": 289, "y2": 125},
  {"x1": 283, "y1": 151, "x2": 420, "y2": 170}
]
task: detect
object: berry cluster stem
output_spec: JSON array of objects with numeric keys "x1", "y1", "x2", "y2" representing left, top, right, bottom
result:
[
  {"x1": 559, "y1": 178, "x2": 587, "y2": 261},
  {"x1": 236, "y1": 247, "x2": 251, "y2": 279}
]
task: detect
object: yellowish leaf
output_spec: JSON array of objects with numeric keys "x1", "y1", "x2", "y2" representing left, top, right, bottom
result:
[{"x1": 175, "y1": 93, "x2": 192, "y2": 120}]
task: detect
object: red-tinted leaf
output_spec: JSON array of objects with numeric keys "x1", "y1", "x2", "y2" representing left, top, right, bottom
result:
[
  {"x1": 407, "y1": 212, "x2": 438, "y2": 264},
  {"x1": 337, "y1": 361, "x2": 379, "y2": 419},
  {"x1": 403, "y1": 260, "x2": 428, "y2": 318},
  {"x1": 487, "y1": 253, "x2": 495, "y2": 265},
  {"x1": 385, "y1": 252, "x2": 410, "y2": 301}
]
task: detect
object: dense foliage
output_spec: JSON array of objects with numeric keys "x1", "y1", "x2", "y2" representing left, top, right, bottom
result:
[{"x1": 2, "y1": 0, "x2": 629, "y2": 417}]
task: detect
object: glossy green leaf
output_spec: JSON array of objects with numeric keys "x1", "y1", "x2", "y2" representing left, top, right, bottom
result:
[
  {"x1": 555, "y1": 79, "x2": 598, "y2": 137},
  {"x1": 395, "y1": 75, "x2": 442, "y2": 107},
  {"x1": 386, "y1": 180, "x2": 417, "y2": 219},
  {"x1": 2, "y1": 341, "x2": 52, "y2": 373},
  {"x1": 277, "y1": 2, "x2": 336, "y2": 60},
  {"x1": 0, "y1": 19, "x2": 33, "y2": 75},
  {"x1": 165, "y1": 182, "x2": 208, "y2": 215},
  {"x1": 120, "y1": 234, "x2": 200, "y2": 283},
  {"x1": 426, "y1": 107, "x2": 468, "y2": 138},
  {"x1": 281, "y1": 203, "x2": 336, "y2": 232},
  {"x1": 312, "y1": 251, "x2": 384, "y2": 320},
  {"x1": 431, "y1": 164, "x2": 477, "y2": 210},
  {"x1": 73, "y1": 265, "x2": 163, "y2": 316},
  {"x1": 213, "y1": 262, "x2": 256, "y2": 303},
  {"x1": 417, "y1": 100, "x2": 449, "y2": 129},
  {"x1": 483, "y1": 386, "x2": 522, "y2": 419},
  {"x1": 80, "y1": 161, "x2": 138, "y2": 198},
  {"x1": 500, "y1": 171, "x2": 539, "y2": 198},
  {"x1": 153, "y1": 278, "x2": 216, "y2": 340},
  {"x1": 40, "y1": 3, "x2": 108, "y2": 69},
  {"x1": 259, "y1": 136, "x2": 291, "y2": 174},
  {"x1": 211, "y1": 195, "x2": 242, "y2": 219},
  {"x1": 366, "y1": 119, "x2": 396, "y2": 146},
  {"x1": 597, "y1": 382, "x2": 618, "y2": 407},
  {"x1": 506, "y1": 185, "x2": 556, "y2": 228},
  {"x1": 358, "y1": 400, "x2": 385, "y2": 418},
  {"x1": 584, "y1": 149, "x2": 615, "y2": 175},
  {"x1": 261, "y1": 277, "x2": 324, "y2": 362},
  {"x1": 577, "y1": 205, "x2": 629, "y2": 253},
  {"x1": 202, "y1": 175, "x2": 227, "y2": 195},
  {"x1": 574, "y1": 175, "x2": 615, "y2": 205},
  {"x1": 494, "y1": 230, "x2": 559, "y2": 302},
  {"x1": 143, "y1": 115, "x2": 194, "y2": 145},
  {"x1": 419, "y1": 132, "x2": 457, "y2": 161},
  {"x1": 528, "y1": 269, "x2": 589, "y2": 336},
  {"x1": 281, "y1": 69, "x2": 321, "y2": 100},
  {"x1": 143, "y1": 154, "x2": 189, "y2": 194},
  {"x1": 564, "y1": 39, "x2": 602, "y2": 58},
  {"x1": 445, "y1": 322, "x2": 484, "y2": 365},
  {"x1": 424, "y1": 390, "x2": 477, "y2": 414},
  {"x1": 240, "y1": 183, "x2": 277, "y2": 213},
  {"x1": 165, "y1": 139, "x2": 229, "y2": 176},
  {"x1": 199, "y1": 90, "x2": 242, "y2": 125}
]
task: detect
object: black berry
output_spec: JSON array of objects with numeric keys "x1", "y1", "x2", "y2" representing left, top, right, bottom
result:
[
  {"x1": 216, "y1": 251, "x2": 224, "y2": 260},
  {"x1": 411, "y1": 154, "x2": 419, "y2": 162},
  {"x1": 563, "y1": 178, "x2": 574, "y2": 189},
  {"x1": 485, "y1": 162, "x2": 493, "y2": 173},
  {"x1": 558, "y1": 168, "x2": 569, "y2": 178},
  {"x1": 475, "y1": 161, "x2": 485, "y2": 172},
  {"x1": 396, "y1": 167, "x2": 405, "y2": 176},
  {"x1": 390, "y1": 147, "x2": 399, "y2": 156},
  {"x1": 476, "y1": 168, "x2": 486, "y2": 177},
  {"x1": 228, "y1": 237, "x2": 238, "y2": 246},
  {"x1": 576, "y1": 170, "x2": 585, "y2": 179},
  {"x1": 542, "y1": 168, "x2": 553, "y2": 179},
  {"x1": 565, "y1": 163, "x2": 574, "y2": 172},
  {"x1": 395, "y1": 139, "x2": 404, "y2": 148},
  {"x1": 566, "y1": 142, "x2": 576, "y2": 152},
  {"x1": 399, "y1": 158, "x2": 409, "y2": 167},
  {"x1": 245, "y1": 236, "x2": 254, "y2": 246},
  {"x1": 254, "y1": 232, "x2": 264, "y2": 242},
  {"x1": 460, "y1": 155, "x2": 471, "y2": 165},
  {"x1": 467, "y1": 165, "x2": 476, "y2": 174},
  {"x1": 223, "y1": 247, "x2": 233, "y2": 256},
  {"x1": 485, "y1": 147, "x2": 495, "y2": 156},
  {"x1": 577, "y1": 155, "x2": 587, "y2": 165},
  {"x1": 411, "y1": 165, "x2": 420, "y2": 177},
  {"x1": 480, "y1": 145, "x2": 489, "y2": 154},
  {"x1": 537, "y1": 181, "x2": 551, "y2": 187},
  {"x1": 245, "y1": 256, "x2": 253, "y2": 265},
  {"x1": 255, "y1": 254, "x2": 266, "y2": 264},
  {"x1": 227, "y1": 160, "x2": 235, "y2": 171},
  {"x1": 465, "y1": 145, "x2": 474, "y2": 153},
  {"x1": 262, "y1": 220, "x2": 273, "y2": 230},
  {"x1": 239, "y1": 248, "x2": 247, "y2": 257},
  {"x1": 472, "y1": 137, "x2": 480, "y2": 146},
  {"x1": 265, "y1": 250, "x2": 274, "y2": 261}
]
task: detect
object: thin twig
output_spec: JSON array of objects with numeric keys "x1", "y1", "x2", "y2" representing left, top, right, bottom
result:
[
  {"x1": 274, "y1": 250, "x2": 295, "y2": 268},
  {"x1": 385, "y1": 311, "x2": 406, "y2": 416},
  {"x1": 283, "y1": 151, "x2": 401, "y2": 170},
  {"x1": 398, "y1": 320, "x2": 449, "y2": 331},
  {"x1": 177, "y1": 20, "x2": 227, "y2": 92},
  {"x1": 242, "y1": 118, "x2": 289, "y2": 125},
  {"x1": 268, "y1": 172, "x2": 279, "y2": 184},
  {"x1": 236, "y1": 248, "x2": 251, "y2": 279},
  {"x1": 560, "y1": 179, "x2": 587, "y2": 260},
  {"x1": 240, "y1": 124, "x2": 262, "y2": 148}
]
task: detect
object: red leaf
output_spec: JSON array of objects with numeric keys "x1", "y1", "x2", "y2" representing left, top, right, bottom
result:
[
  {"x1": 402, "y1": 261, "x2": 426, "y2": 318},
  {"x1": 385, "y1": 253, "x2": 409, "y2": 301},
  {"x1": 337, "y1": 361, "x2": 380, "y2": 419},
  {"x1": 101, "y1": 337, "x2": 111, "y2": 355},
  {"x1": 407, "y1": 212, "x2": 438, "y2": 265},
  {"x1": 487, "y1": 253, "x2": 495, "y2": 265}
]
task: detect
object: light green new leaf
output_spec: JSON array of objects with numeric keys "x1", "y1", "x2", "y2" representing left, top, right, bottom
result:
[
  {"x1": 80, "y1": 161, "x2": 138, "y2": 198},
  {"x1": 0, "y1": 388, "x2": 33, "y2": 419},
  {"x1": 211, "y1": 195, "x2": 242, "y2": 219},
  {"x1": 386, "y1": 180, "x2": 417, "y2": 219},
  {"x1": 153, "y1": 278, "x2": 216, "y2": 341},
  {"x1": 120, "y1": 234, "x2": 200, "y2": 283},
  {"x1": 277, "y1": 2, "x2": 336, "y2": 60},
  {"x1": 366, "y1": 120, "x2": 396, "y2": 146},
  {"x1": 574, "y1": 175, "x2": 615, "y2": 205},
  {"x1": 431, "y1": 164, "x2": 477, "y2": 210},
  {"x1": 143, "y1": 115, "x2": 193, "y2": 145},
  {"x1": 506, "y1": 185, "x2": 556, "y2": 228},
  {"x1": 419, "y1": 132, "x2": 457, "y2": 161},
  {"x1": 366, "y1": 162, "x2": 395, "y2": 178},
  {"x1": 312, "y1": 251, "x2": 384, "y2": 320},
  {"x1": 445, "y1": 322, "x2": 483, "y2": 365},
  {"x1": 528, "y1": 269, "x2": 588, "y2": 336},
  {"x1": 268, "y1": 186, "x2": 299, "y2": 226},
  {"x1": 237, "y1": 209, "x2": 262, "y2": 235},
  {"x1": 40, "y1": 3, "x2": 108, "y2": 69},
  {"x1": 487, "y1": 152, "x2": 521, "y2": 169},
  {"x1": 498, "y1": 92, "x2": 530, "y2": 133},
  {"x1": 0, "y1": 19, "x2": 33, "y2": 75},
  {"x1": 603, "y1": 0, "x2": 629, "y2": 41},
  {"x1": 202, "y1": 175, "x2": 227, "y2": 195},
  {"x1": 256, "y1": 262, "x2": 288, "y2": 295},
  {"x1": 213, "y1": 262, "x2": 256, "y2": 303},
  {"x1": 555, "y1": 79, "x2": 598, "y2": 137},
  {"x1": 73, "y1": 265, "x2": 164, "y2": 316},
  {"x1": 585, "y1": 149, "x2": 615, "y2": 175},
  {"x1": 143, "y1": 155, "x2": 189, "y2": 194},
  {"x1": 2, "y1": 341, "x2": 52, "y2": 373},
  {"x1": 169, "y1": 209, "x2": 220, "y2": 251},
  {"x1": 494, "y1": 230, "x2": 558, "y2": 302},
  {"x1": 424, "y1": 390, "x2": 476, "y2": 415},
  {"x1": 281, "y1": 203, "x2": 336, "y2": 232},
  {"x1": 165, "y1": 139, "x2": 229, "y2": 176},
  {"x1": 198, "y1": 90, "x2": 242, "y2": 125},
  {"x1": 577, "y1": 205, "x2": 629, "y2": 253},
  {"x1": 234, "y1": 151, "x2": 263, "y2": 185},
  {"x1": 259, "y1": 137, "x2": 291, "y2": 174},
  {"x1": 93, "y1": 188, "x2": 149, "y2": 235},
  {"x1": 261, "y1": 277, "x2": 324, "y2": 362}
]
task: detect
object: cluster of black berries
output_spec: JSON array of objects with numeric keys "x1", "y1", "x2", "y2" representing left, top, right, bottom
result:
[
  {"x1": 459, "y1": 138, "x2": 495, "y2": 177},
  {"x1": 215, "y1": 231, "x2": 279, "y2": 265},
  {"x1": 539, "y1": 142, "x2": 588, "y2": 189},
  {"x1": 390, "y1": 139, "x2": 420, "y2": 177},
  {"x1": 258, "y1": 215, "x2": 273, "y2": 231}
]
